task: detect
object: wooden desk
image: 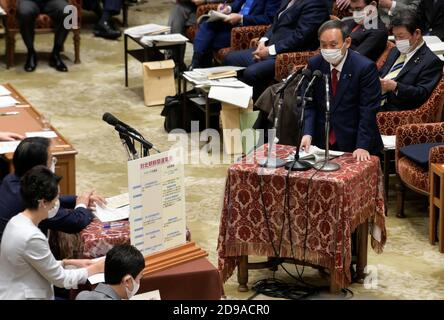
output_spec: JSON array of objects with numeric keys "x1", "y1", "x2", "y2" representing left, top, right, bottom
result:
[{"x1": 0, "y1": 83, "x2": 77, "y2": 195}]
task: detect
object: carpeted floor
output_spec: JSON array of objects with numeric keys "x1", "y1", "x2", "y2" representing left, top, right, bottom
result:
[{"x1": 1, "y1": 0, "x2": 443, "y2": 300}]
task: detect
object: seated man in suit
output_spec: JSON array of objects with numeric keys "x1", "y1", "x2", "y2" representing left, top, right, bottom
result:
[
  {"x1": 379, "y1": 10, "x2": 443, "y2": 111},
  {"x1": 223, "y1": 0, "x2": 329, "y2": 101},
  {"x1": 191, "y1": 0, "x2": 281, "y2": 68},
  {"x1": 18, "y1": 0, "x2": 71, "y2": 72},
  {"x1": 0, "y1": 137, "x2": 105, "y2": 242},
  {"x1": 168, "y1": 0, "x2": 224, "y2": 69},
  {"x1": 76, "y1": 244, "x2": 145, "y2": 300},
  {"x1": 377, "y1": 0, "x2": 420, "y2": 27},
  {"x1": 417, "y1": 0, "x2": 444, "y2": 41},
  {"x1": 346, "y1": 0, "x2": 388, "y2": 61},
  {"x1": 83, "y1": 0, "x2": 123, "y2": 39},
  {"x1": 301, "y1": 20, "x2": 383, "y2": 161}
]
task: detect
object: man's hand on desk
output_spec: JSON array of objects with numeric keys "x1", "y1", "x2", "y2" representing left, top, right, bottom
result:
[
  {"x1": 300, "y1": 135, "x2": 312, "y2": 152},
  {"x1": 353, "y1": 148, "x2": 370, "y2": 162},
  {"x1": 0, "y1": 131, "x2": 24, "y2": 141}
]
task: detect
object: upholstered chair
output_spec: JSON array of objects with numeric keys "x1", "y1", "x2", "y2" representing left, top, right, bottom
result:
[{"x1": 1, "y1": 0, "x2": 82, "y2": 68}]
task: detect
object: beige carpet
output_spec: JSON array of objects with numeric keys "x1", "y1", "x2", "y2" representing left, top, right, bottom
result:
[{"x1": 1, "y1": 0, "x2": 443, "y2": 300}]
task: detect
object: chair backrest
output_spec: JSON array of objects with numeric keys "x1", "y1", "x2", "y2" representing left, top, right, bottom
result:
[
  {"x1": 331, "y1": 2, "x2": 351, "y2": 19},
  {"x1": 376, "y1": 41, "x2": 396, "y2": 71},
  {"x1": 377, "y1": 74, "x2": 444, "y2": 135},
  {"x1": 274, "y1": 50, "x2": 319, "y2": 81}
]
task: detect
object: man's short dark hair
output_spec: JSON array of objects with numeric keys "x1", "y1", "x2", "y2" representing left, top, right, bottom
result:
[
  {"x1": 13, "y1": 137, "x2": 50, "y2": 177},
  {"x1": 390, "y1": 9, "x2": 421, "y2": 35},
  {"x1": 104, "y1": 244, "x2": 145, "y2": 285},
  {"x1": 20, "y1": 165, "x2": 61, "y2": 210},
  {"x1": 318, "y1": 20, "x2": 349, "y2": 41}
]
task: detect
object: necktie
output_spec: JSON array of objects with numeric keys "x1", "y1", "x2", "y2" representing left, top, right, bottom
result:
[
  {"x1": 384, "y1": 54, "x2": 407, "y2": 80},
  {"x1": 381, "y1": 54, "x2": 406, "y2": 105},
  {"x1": 240, "y1": 0, "x2": 254, "y2": 16},
  {"x1": 329, "y1": 68, "x2": 338, "y2": 146},
  {"x1": 351, "y1": 24, "x2": 361, "y2": 33}
]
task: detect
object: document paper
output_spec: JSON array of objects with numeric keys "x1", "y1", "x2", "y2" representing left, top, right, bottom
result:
[{"x1": 127, "y1": 148, "x2": 186, "y2": 256}]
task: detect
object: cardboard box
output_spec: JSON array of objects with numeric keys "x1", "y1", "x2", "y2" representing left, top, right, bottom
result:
[
  {"x1": 143, "y1": 60, "x2": 176, "y2": 107},
  {"x1": 220, "y1": 100, "x2": 259, "y2": 155}
]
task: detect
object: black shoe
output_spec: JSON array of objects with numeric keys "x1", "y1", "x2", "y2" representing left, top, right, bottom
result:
[
  {"x1": 94, "y1": 21, "x2": 121, "y2": 40},
  {"x1": 24, "y1": 51, "x2": 37, "y2": 72},
  {"x1": 49, "y1": 53, "x2": 68, "y2": 72}
]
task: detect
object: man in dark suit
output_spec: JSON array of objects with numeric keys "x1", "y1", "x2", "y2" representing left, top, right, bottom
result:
[
  {"x1": 417, "y1": 0, "x2": 444, "y2": 41},
  {"x1": 379, "y1": 10, "x2": 443, "y2": 111},
  {"x1": 191, "y1": 0, "x2": 281, "y2": 68},
  {"x1": 345, "y1": 0, "x2": 389, "y2": 61},
  {"x1": 83, "y1": 0, "x2": 123, "y2": 39},
  {"x1": 18, "y1": 0, "x2": 71, "y2": 72},
  {"x1": 301, "y1": 20, "x2": 383, "y2": 161},
  {"x1": 223, "y1": 0, "x2": 329, "y2": 101},
  {"x1": 0, "y1": 137, "x2": 104, "y2": 242}
]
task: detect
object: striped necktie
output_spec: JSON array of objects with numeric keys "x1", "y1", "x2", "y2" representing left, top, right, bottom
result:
[
  {"x1": 381, "y1": 54, "x2": 406, "y2": 106},
  {"x1": 384, "y1": 54, "x2": 407, "y2": 80},
  {"x1": 278, "y1": 0, "x2": 295, "y2": 19},
  {"x1": 240, "y1": 0, "x2": 254, "y2": 16}
]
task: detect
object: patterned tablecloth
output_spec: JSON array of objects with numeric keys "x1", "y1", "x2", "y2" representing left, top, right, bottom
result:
[
  {"x1": 217, "y1": 144, "x2": 387, "y2": 288},
  {"x1": 52, "y1": 219, "x2": 192, "y2": 259}
]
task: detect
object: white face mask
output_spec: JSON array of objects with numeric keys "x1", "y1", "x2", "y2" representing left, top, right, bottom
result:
[
  {"x1": 47, "y1": 199, "x2": 60, "y2": 219},
  {"x1": 353, "y1": 10, "x2": 366, "y2": 25},
  {"x1": 396, "y1": 39, "x2": 411, "y2": 54},
  {"x1": 125, "y1": 277, "x2": 140, "y2": 299},
  {"x1": 321, "y1": 44, "x2": 346, "y2": 65}
]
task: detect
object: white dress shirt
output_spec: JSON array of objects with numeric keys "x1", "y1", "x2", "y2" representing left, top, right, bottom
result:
[{"x1": 0, "y1": 213, "x2": 88, "y2": 300}]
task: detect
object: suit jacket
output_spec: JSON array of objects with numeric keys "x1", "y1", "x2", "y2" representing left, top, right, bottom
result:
[
  {"x1": 264, "y1": 0, "x2": 329, "y2": 54},
  {"x1": 0, "y1": 173, "x2": 93, "y2": 242},
  {"x1": 344, "y1": 18, "x2": 389, "y2": 62},
  {"x1": 379, "y1": 43, "x2": 443, "y2": 111},
  {"x1": 418, "y1": 0, "x2": 444, "y2": 41},
  {"x1": 0, "y1": 213, "x2": 88, "y2": 299},
  {"x1": 379, "y1": 0, "x2": 421, "y2": 27},
  {"x1": 76, "y1": 283, "x2": 122, "y2": 300},
  {"x1": 304, "y1": 49, "x2": 383, "y2": 155},
  {"x1": 230, "y1": 0, "x2": 281, "y2": 26}
]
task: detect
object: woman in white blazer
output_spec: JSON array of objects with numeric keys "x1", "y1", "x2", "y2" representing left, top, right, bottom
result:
[{"x1": 0, "y1": 166, "x2": 104, "y2": 300}]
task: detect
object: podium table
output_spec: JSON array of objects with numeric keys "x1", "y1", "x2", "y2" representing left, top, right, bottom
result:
[{"x1": 218, "y1": 144, "x2": 387, "y2": 292}]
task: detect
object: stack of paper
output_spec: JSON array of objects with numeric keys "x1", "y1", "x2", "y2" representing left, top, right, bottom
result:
[
  {"x1": 183, "y1": 66, "x2": 245, "y2": 86},
  {"x1": 94, "y1": 193, "x2": 130, "y2": 222},
  {"x1": 381, "y1": 135, "x2": 396, "y2": 149},
  {"x1": 0, "y1": 85, "x2": 19, "y2": 108},
  {"x1": 140, "y1": 33, "x2": 188, "y2": 47},
  {"x1": 208, "y1": 82, "x2": 253, "y2": 109},
  {"x1": 0, "y1": 140, "x2": 21, "y2": 154},
  {"x1": 124, "y1": 24, "x2": 171, "y2": 37},
  {"x1": 0, "y1": 85, "x2": 11, "y2": 96}
]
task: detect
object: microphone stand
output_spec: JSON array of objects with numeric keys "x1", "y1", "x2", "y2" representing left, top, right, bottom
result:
[
  {"x1": 116, "y1": 126, "x2": 161, "y2": 158},
  {"x1": 313, "y1": 74, "x2": 340, "y2": 172},
  {"x1": 285, "y1": 87, "x2": 312, "y2": 171},
  {"x1": 119, "y1": 132, "x2": 137, "y2": 161},
  {"x1": 257, "y1": 82, "x2": 288, "y2": 168}
]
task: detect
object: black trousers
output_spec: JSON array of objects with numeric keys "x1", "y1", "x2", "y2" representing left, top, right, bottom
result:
[
  {"x1": 17, "y1": 0, "x2": 70, "y2": 53},
  {"x1": 83, "y1": 0, "x2": 123, "y2": 15}
]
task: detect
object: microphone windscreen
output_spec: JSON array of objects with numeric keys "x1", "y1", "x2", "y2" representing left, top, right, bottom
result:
[
  {"x1": 313, "y1": 70, "x2": 323, "y2": 78},
  {"x1": 301, "y1": 68, "x2": 312, "y2": 78},
  {"x1": 102, "y1": 112, "x2": 118, "y2": 126}
]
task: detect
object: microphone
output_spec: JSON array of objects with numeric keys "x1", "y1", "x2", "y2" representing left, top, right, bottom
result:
[
  {"x1": 114, "y1": 124, "x2": 154, "y2": 149},
  {"x1": 102, "y1": 112, "x2": 143, "y2": 137},
  {"x1": 276, "y1": 68, "x2": 303, "y2": 94},
  {"x1": 293, "y1": 68, "x2": 312, "y2": 98},
  {"x1": 302, "y1": 70, "x2": 322, "y2": 97}
]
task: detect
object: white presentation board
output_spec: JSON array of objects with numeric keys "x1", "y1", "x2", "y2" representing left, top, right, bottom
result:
[{"x1": 127, "y1": 148, "x2": 186, "y2": 256}]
